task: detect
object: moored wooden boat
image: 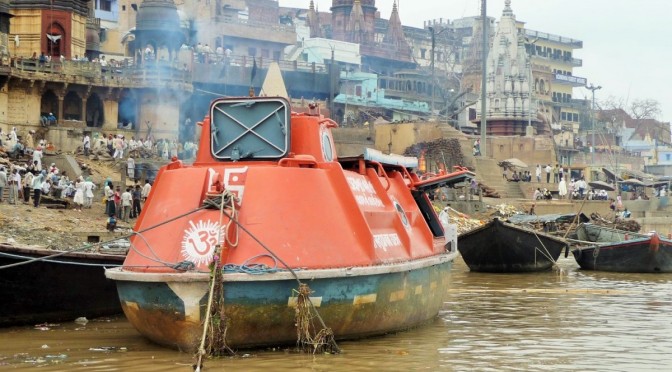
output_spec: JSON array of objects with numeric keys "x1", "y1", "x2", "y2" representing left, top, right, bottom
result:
[
  {"x1": 457, "y1": 218, "x2": 569, "y2": 273},
  {"x1": 0, "y1": 243, "x2": 124, "y2": 326},
  {"x1": 106, "y1": 97, "x2": 474, "y2": 351},
  {"x1": 570, "y1": 224, "x2": 672, "y2": 273}
]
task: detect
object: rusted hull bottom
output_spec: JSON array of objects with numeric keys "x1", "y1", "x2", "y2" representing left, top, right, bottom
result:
[
  {"x1": 114, "y1": 261, "x2": 453, "y2": 351},
  {"x1": 572, "y1": 242, "x2": 672, "y2": 273}
]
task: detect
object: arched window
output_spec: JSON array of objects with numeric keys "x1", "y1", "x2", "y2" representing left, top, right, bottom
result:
[
  {"x1": 46, "y1": 22, "x2": 66, "y2": 58},
  {"x1": 63, "y1": 91, "x2": 82, "y2": 121},
  {"x1": 40, "y1": 90, "x2": 58, "y2": 117},
  {"x1": 86, "y1": 93, "x2": 105, "y2": 127}
]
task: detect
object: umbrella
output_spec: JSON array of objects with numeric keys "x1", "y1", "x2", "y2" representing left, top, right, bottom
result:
[
  {"x1": 588, "y1": 180, "x2": 615, "y2": 191},
  {"x1": 498, "y1": 158, "x2": 528, "y2": 169}
]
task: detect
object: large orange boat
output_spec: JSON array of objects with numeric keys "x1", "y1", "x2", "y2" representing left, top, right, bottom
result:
[{"x1": 106, "y1": 96, "x2": 473, "y2": 351}]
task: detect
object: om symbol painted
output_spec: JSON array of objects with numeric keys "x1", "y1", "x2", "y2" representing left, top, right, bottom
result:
[{"x1": 180, "y1": 220, "x2": 223, "y2": 266}]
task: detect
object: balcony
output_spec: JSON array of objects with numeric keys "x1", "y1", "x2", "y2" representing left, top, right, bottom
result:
[
  {"x1": 551, "y1": 97, "x2": 589, "y2": 110},
  {"x1": 532, "y1": 53, "x2": 582, "y2": 67},
  {"x1": 8, "y1": 59, "x2": 192, "y2": 91},
  {"x1": 525, "y1": 29, "x2": 583, "y2": 48}
]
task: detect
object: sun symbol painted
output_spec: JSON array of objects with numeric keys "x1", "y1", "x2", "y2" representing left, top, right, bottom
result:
[{"x1": 180, "y1": 220, "x2": 224, "y2": 267}]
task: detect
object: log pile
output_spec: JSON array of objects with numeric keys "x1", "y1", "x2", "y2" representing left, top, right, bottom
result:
[
  {"x1": 403, "y1": 138, "x2": 466, "y2": 170},
  {"x1": 479, "y1": 183, "x2": 500, "y2": 198},
  {"x1": 590, "y1": 212, "x2": 641, "y2": 232}
]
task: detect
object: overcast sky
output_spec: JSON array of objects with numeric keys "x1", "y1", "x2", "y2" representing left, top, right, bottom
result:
[{"x1": 280, "y1": 0, "x2": 672, "y2": 123}]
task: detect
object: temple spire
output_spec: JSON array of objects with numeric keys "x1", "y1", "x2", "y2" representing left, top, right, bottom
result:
[
  {"x1": 347, "y1": 0, "x2": 365, "y2": 43},
  {"x1": 383, "y1": 1, "x2": 405, "y2": 47},
  {"x1": 307, "y1": 0, "x2": 322, "y2": 38}
]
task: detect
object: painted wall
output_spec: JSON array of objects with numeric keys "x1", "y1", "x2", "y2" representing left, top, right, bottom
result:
[{"x1": 9, "y1": 9, "x2": 42, "y2": 58}]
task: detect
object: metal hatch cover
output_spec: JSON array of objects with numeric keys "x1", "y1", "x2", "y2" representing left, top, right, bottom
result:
[{"x1": 210, "y1": 97, "x2": 290, "y2": 160}]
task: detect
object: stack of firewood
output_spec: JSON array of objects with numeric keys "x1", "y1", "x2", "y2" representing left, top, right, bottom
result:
[
  {"x1": 479, "y1": 183, "x2": 500, "y2": 198},
  {"x1": 590, "y1": 212, "x2": 641, "y2": 232},
  {"x1": 403, "y1": 138, "x2": 466, "y2": 170}
]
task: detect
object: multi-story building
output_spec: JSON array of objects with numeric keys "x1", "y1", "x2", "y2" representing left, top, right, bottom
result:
[{"x1": 524, "y1": 28, "x2": 586, "y2": 134}]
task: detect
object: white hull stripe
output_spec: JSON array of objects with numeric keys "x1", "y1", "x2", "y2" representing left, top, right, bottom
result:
[
  {"x1": 353, "y1": 293, "x2": 377, "y2": 305},
  {"x1": 287, "y1": 296, "x2": 322, "y2": 308}
]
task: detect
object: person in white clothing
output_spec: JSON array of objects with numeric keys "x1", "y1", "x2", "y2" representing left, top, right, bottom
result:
[
  {"x1": 141, "y1": 181, "x2": 152, "y2": 201},
  {"x1": 121, "y1": 187, "x2": 133, "y2": 222},
  {"x1": 83, "y1": 134, "x2": 91, "y2": 156},
  {"x1": 113, "y1": 135, "x2": 124, "y2": 159},
  {"x1": 83, "y1": 177, "x2": 96, "y2": 208},
  {"x1": 32, "y1": 146, "x2": 43, "y2": 171},
  {"x1": 558, "y1": 177, "x2": 568, "y2": 199},
  {"x1": 73, "y1": 177, "x2": 85, "y2": 211}
]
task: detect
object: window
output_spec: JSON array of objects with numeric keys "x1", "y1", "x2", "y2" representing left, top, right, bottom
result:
[
  {"x1": 122, "y1": 5, "x2": 126, "y2": 11},
  {"x1": 561, "y1": 112, "x2": 567, "y2": 120},
  {"x1": 97, "y1": 0, "x2": 112, "y2": 11},
  {"x1": 573, "y1": 113, "x2": 579, "y2": 122},
  {"x1": 248, "y1": 47, "x2": 256, "y2": 57},
  {"x1": 420, "y1": 48, "x2": 426, "y2": 59},
  {"x1": 273, "y1": 51, "x2": 281, "y2": 61}
]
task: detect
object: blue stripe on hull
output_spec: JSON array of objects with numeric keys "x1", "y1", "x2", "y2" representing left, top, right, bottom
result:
[{"x1": 115, "y1": 261, "x2": 453, "y2": 350}]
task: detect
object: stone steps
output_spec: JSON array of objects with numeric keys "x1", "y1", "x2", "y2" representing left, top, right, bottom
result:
[{"x1": 474, "y1": 157, "x2": 525, "y2": 199}]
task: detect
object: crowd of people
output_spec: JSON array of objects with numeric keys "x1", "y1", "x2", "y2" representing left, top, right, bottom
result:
[
  {"x1": 86, "y1": 131, "x2": 198, "y2": 163},
  {"x1": 0, "y1": 127, "x2": 161, "y2": 232}
]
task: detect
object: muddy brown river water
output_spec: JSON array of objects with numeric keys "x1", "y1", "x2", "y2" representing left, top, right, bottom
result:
[{"x1": 2, "y1": 257, "x2": 671, "y2": 371}]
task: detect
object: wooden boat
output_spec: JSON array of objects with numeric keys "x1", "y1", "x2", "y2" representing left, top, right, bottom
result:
[
  {"x1": 457, "y1": 218, "x2": 569, "y2": 272},
  {"x1": 571, "y1": 223, "x2": 672, "y2": 273},
  {"x1": 0, "y1": 243, "x2": 124, "y2": 326},
  {"x1": 106, "y1": 96, "x2": 474, "y2": 351}
]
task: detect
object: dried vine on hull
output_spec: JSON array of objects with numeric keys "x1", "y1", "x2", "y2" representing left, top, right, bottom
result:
[{"x1": 295, "y1": 283, "x2": 338, "y2": 354}]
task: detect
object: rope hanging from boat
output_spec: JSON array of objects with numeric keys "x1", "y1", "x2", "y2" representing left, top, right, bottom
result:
[
  {"x1": 199, "y1": 191, "x2": 340, "y2": 356},
  {"x1": 530, "y1": 229, "x2": 560, "y2": 265},
  {"x1": 195, "y1": 191, "x2": 237, "y2": 371}
]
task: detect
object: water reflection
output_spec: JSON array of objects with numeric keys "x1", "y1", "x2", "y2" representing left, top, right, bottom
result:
[{"x1": 1, "y1": 257, "x2": 671, "y2": 370}]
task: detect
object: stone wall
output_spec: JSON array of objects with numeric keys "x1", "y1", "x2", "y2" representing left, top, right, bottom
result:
[{"x1": 374, "y1": 122, "x2": 444, "y2": 155}]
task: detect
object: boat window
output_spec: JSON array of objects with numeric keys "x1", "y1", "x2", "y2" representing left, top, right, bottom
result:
[
  {"x1": 209, "y1": 97, "x2": 290, "y2": 160},
  {"x1": 321, "y1": 130, "x2": 334, "y2": 161},
  {"x1": 394, "y1": 201, "x2": 410, "y2": 228}
]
